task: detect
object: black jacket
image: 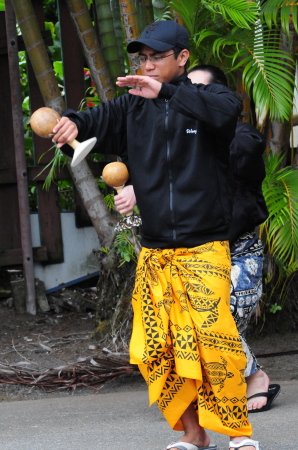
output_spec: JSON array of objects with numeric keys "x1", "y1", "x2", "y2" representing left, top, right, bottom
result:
[
  {"x1": 229, "y1": 121, "x2": 268, "y2": 244},
  {"x1": 63, "y1": 72, "x2": 242, "y2": 249}
]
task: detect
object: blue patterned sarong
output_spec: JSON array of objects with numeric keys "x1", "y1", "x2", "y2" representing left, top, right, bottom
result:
[{"x1": 230, "y1": 231, "x2": 264, "y2": 376}]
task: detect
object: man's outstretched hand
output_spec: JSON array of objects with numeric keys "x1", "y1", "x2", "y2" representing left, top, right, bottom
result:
[{"x1": 116, "y1": 75, "x2": 162, "y2": 98}]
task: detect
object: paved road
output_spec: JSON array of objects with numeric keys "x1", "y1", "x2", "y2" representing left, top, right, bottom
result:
[{"x1": 0, "y1": 378, "x2": 296, "y2": 449}]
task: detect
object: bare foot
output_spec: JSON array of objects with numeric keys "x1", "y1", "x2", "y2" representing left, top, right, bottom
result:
[{"x1": 246, "y1": 369, "x2": 270, "y2": 411}]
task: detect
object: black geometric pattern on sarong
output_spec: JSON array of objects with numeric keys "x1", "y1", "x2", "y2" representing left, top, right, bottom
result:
[
  {"x1": 176, "y1": 290, "x2": 189, "y2": 312},
  {"x1": 158, "y1": 282, "x2": 175, "y2": 315},
  {"x1": 147, "y1": 356, "x2": 172, "y2": 384},
  {"x1": 197, "y1": 329, "x2": 245, "y2": 355},
  {"x1": 184, "y1": 261, "x2": 230, "y2": 281},
  {"x1": 182, "y1": 277, "x2": 215, "y2": 296},
  {"x1": 187, "y1": 242, "x2": 217, "y2": 254},
  {"x1": 156, "y1": 370, "x2": 185, "y2": 412},
  {"x1": 174, "y1": 350, "x2": 200, "y2": 361},
  {"x1": 141, "y1": 286, "x2": 166, "y2": 363},
  {"x1": 197, "y1": 385, "x2": 249, "y2": 427}
]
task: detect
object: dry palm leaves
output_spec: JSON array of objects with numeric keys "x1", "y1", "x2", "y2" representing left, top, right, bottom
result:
[{"x1": 0, "y1": 350, "x2": 139, "y2": 391}]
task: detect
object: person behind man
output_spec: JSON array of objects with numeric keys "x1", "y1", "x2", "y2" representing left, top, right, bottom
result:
[
  {"x1": 52, "y1": 21, "x2": 260, "y2": 450},
  {"x1": 115, "y1": 64, "x2": 280, "y2": 415}
]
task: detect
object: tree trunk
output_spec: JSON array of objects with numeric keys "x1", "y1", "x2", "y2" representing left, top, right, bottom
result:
[
  {"x1": 67, "y1": 160, "x2": 117, "y2": 248},
  {"x1": 10, "y1": 0, "x2": 65, "y2": 114},
  {"x1": 65, "y1": 0, "x2": 115, "y2": 102},
  {"x1": 119, "y1": 0, "x2": 141, "y2": 74},
  {"x1": 135, "y1": 0, "x2": 146, "y2": 32},
  {"x1": 94, "y1": 0, "x2": 126, "y2": 89},
  {"x1": 109, "y1": 0, "x2": 126, "y2": 75},
  {"x1": 142, "y1": 0, "x2": 154, "y2": 25}
]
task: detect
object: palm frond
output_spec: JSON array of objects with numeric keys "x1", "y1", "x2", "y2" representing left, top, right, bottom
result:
[
  {"x1": 201, "y1": 0, "x2": 259, "y2": 29},
  {"x1": 166, "y1": 0, "x2": 199, "y2": 32},
  {"x1": 261, "y1": 0, "x2": 298, "y2": 36},
  {"x1": 261, "y1": 153, "x2": 298, "y2": 267},
  {"x1": 212, "y1": 24, "x2": 295, "y2": 121}
]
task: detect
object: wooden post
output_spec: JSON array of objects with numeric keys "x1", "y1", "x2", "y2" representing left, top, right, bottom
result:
[{"x1": 5, "y1": 0, "x2": 36, "y2": 314}]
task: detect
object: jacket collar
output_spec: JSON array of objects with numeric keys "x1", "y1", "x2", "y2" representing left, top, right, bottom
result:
[{"x1": 170, "y1": 71, "x2": 188, "y2": 85}]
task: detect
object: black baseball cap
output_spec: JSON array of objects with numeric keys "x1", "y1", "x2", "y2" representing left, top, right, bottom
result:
[{"x1": 127, "y1": 21, "x2": 189, "y2": 54}]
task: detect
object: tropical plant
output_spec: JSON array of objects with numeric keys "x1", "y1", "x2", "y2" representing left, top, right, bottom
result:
[
  {"x1": 257, "y1": 152, "x2": 298, "y2": 325},
  {"x1": 261, "y1": 153, "x2": 298, "y2": 271},
  {"x1": 166, "y1": 0, "x2": 296, "y2": 124}
]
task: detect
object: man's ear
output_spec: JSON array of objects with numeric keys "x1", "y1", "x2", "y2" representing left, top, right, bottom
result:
[{"x1": 179, "y1": 49, "x2": 190, "y2": 67}]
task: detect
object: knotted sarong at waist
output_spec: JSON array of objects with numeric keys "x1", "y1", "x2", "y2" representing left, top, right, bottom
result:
[{"x1": 130, "y1": 241, "x2": 252, "y2": 437}]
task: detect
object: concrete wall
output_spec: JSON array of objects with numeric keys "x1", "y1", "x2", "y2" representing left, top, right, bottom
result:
[{"x1": 31, "y1": 212, "x2": 100, "y2": 293}]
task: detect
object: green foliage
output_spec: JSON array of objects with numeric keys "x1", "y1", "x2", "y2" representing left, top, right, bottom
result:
[
  {"x1": 269, "y1": 303, "x2": 282, "y2": 314},
  {"x1": 37, "y1": 146, "x2": 67, "y2": 191},
  {"x1": 201, "y1": 0, "x2": 259, "y2": 29},
  {"x1": 168, "y1": 0, "x2": 296, "y2": 122},
  {"x1": 44, "y1": 0, "x2": 58, "y2": 23},
  {"x1": 261, "y1": 0, "x2": 298, "y2": 37},
  {"x1": 260, "y1": 153, "x2": 298, "y2": 318},
  {"x1": 0, "y1": 1, "x2": 4, "y2": 11},
  {"x1": 47, "y1": 22, "x2": 62, "y2": 62},
  {"x1": 104, "y1": 193, "x2": 116, "y2": 211},
  {"x1": 98, "y1": 229, "x2": 140, "y2": 267},
  {"x1": 261, "y1": 153, "x2": 298, "y2": 268},
  {"x1": 112, "y1": 231, "x2": 139, "y2": 266},
  {"x1": 211, "y1": 24, "x2": 295, "y2": 121},
  {"x1": 166, "y1": 0, "x2": 198, "y2": 32}
]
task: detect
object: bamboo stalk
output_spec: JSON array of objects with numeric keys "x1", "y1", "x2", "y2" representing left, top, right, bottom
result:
[
  {"x1": 110, "y1": 0, "x2": 126, "y2": 75},
  {"x1": 94, "y1": 0, "x2": 125, "y2": 88},
  {"x1": 65, "y1": 0, "x2": 115, "y2": 102},
  {"x1": 119, "y1": 0, "x2": 141, "y2": 74},
  {"x1": 135, "y1": 0, "x2": 146, "y2": 32},
  {"x1": 10, "y1": 0, "x2": 65, "y2": 113},
  {"x1": 142, "y1": 0, "x2": 154, "y2": 25}
]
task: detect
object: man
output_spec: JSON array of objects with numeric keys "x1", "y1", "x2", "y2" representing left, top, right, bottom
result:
[
  {"x1": 52, "y1": 20, "x2": 260, "y2": 450},
  {"x1": 116, "y1": 64, "x2": 280, "y2": 416}
]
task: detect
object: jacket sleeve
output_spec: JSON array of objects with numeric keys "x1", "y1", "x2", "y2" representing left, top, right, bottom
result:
[
  {"x1": 230, "y1": 122, "x2": 266, "y2": 185},
  {"x1": 160, "y1": 82, "x2": 242, "y2": 140},
  {"x1": 62, "y1": 94, "x2": 130, "y2": 159}
]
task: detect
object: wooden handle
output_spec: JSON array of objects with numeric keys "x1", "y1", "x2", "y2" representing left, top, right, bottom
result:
[{"x1": 68, "y1": 139, "x2": 80, "y2": 150}]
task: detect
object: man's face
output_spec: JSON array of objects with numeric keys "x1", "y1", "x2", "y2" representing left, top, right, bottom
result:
[
  {"x1": 187, "y1": 71, "x2": 212, "y2": 85},
  {"x1": 139, "y1": 45, "x2": 188, "y2": 83}
]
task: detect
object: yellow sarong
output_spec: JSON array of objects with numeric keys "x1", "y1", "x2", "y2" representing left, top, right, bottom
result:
[{"x1": 130, "y1": 241, "x2": 252, "y2": 437}]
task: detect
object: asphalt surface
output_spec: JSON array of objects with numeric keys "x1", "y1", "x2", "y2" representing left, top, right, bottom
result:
[{"x1": 0, "y1": 377, "x2": 297, "y2": 450}]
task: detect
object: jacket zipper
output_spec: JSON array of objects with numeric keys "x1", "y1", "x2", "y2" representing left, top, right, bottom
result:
[{"x1": 165, "y1": 100, "x2": 176, "y2": 242}]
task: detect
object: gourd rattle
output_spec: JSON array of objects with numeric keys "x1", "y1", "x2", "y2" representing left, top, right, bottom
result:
[
  {"x1": 102, "y1": 162, "x2": 132, "y2": 216},
  {"x1": 30, "y1": 107, "x2": 97, "y2": 167}
]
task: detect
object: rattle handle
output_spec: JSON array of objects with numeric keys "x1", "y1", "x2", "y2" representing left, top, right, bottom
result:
[
  {"x1": 68, "y1": 139, "x2": 80, "y2": 150},
  {"x1": 114, "y1": 185, "x2": 132, "y2": 216}
]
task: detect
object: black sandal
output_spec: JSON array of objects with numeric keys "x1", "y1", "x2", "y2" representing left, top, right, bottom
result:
[{"x1": 247, "y1": 383, "x2": 280, "y2": 413}]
